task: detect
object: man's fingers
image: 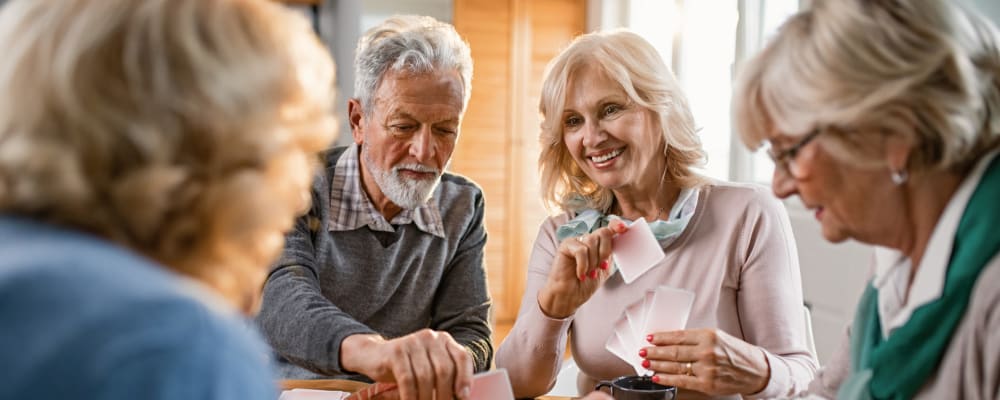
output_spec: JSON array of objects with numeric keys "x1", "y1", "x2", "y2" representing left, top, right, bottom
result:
[
  {"x1": 389, "y1": 352, "x2": 417, "y2": 400},
  {"x1": 446, "y1": 342, "x2": 473, "y2": 399},
  {"x1": 410, "y1": 347, "x2": 435, "y2": 400},
  {"x1": 426, "y1": 341, "x2": 456, "y2": 400}
]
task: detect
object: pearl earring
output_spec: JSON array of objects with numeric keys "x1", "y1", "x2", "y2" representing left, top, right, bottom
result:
[{"x1": 891, "y1": 169, "x2": 909, "y2": 185}]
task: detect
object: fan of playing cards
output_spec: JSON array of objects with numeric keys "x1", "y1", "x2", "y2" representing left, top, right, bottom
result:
[
  {"x1": 604, "y1": 285, "x2": 695, "y2": 375},
  {"x1": 604, "y1": 217, "x2": 697, "y2": 375}
]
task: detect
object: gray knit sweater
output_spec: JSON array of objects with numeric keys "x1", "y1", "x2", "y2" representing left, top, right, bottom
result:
[{"x1": 257, "y1": 146, "x2": 493, "y2": 380}]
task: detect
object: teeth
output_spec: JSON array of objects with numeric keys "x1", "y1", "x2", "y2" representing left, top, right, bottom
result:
[{"x1": 590, "y1": 148, "x2": 623, "y2": 163}]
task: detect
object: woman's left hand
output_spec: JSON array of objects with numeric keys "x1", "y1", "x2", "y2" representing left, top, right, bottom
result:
[{"x1": 641, "y1": 328, "x2": 771, "y2": 396}]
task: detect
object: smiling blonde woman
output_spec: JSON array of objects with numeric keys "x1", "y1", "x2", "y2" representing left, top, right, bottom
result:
[{"x1": 0, "y1": 0, "x2": 336, "y2": 398}]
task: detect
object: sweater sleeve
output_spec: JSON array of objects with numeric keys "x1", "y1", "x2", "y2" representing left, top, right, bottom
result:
[
  {"x1": 256, "y1": 205, "x2": 377, "y2": 376},
  {"x1": 429, "y1": 191, "x2": 494, "y2": 372},
  {"x1": 737, "y1": 190, "x2": 820, "y2": 399},
  {"x1": 495, "y1": 217, "x2": 575, "y2": 398}
]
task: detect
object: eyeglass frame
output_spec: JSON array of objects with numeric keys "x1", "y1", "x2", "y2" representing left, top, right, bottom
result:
[{"x1": 765, "y1": 127, "x2": 824, "y2": 176}]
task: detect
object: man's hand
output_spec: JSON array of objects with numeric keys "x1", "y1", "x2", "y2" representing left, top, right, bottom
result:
[{"x1": 341, "y1": 330, "x2": 473, "y2": 400}]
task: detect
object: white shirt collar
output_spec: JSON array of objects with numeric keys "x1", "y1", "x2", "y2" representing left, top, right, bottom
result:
[{"x1": 873, "y1": 150, "x2": 1000, "y2": 337}]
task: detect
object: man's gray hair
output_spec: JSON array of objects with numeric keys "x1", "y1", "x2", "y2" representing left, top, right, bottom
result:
[{"x1": 354, "y1": 15, "x2": 473, "y2": 114}]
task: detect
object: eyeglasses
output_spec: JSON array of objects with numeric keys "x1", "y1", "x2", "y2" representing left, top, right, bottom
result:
[{"x1": 766, "y1": 128, "x2": 824, "y2": 177}]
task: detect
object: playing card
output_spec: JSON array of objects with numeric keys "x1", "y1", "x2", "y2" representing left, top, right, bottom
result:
[
  {"x1": 642, "y1": 286, "x2": 695, "y2": 336},
  {"x1": 612, "y1": 218, "x2": 665, "y2": 284},
  {"x1": 625, "y1": 291, "x2": 654, "y2": 355},
  {"x1": 279, "y1": 389, "x2": 350, "y2": 400},
  {"x1": 469, "y1": 368, "x2": 515, "y2": 400},
  {"x1": 605, "y1": 328, "x2": 629, "y2": 362},
  {"x1": 636, "y1": 290, "x2": 656, "y2": 343},
  {"x1": 606, "y1": 287, "x2": 695, "y2": 375}
]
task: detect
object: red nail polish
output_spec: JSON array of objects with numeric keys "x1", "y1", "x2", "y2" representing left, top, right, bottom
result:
[
  {"x1": 642, "y1": 359, "x2": 650, "y2": 368},
  {"x1": 579, "y1": 274, "x2": 585, "y2": 281},
  {"x1": 646, "y1": 334, "x2": 653, "y2": 343},
  {"x1": 651, "y1": 375, "x2": 660, "y2": 383},
  {"x1": 600, "y1": 260, "x2": 609, "y2": 270},
  {"x1": 589, "y1": 270, "x2": 598, "y2": 279},
  {"x1": 638, "y1": 349, "x2": 647, "y2": 357}
]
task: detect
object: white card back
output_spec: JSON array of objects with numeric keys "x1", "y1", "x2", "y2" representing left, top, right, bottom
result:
[
  {"x1": 612, "y1": 218, "x2": 665, "y2": 284},
  {"x1": 469, "y1": 368, "x2": 515, "y2": 400},
  {"x1": 642, "y1": 286, "x2": 695, "y2": 335}
]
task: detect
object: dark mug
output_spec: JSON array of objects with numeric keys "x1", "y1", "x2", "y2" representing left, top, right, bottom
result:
[{"x1": 594, "y1": 375, "x2": 676, "y2": 400}]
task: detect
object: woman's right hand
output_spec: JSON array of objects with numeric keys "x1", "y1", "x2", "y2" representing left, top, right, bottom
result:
[{"x1": 537, "y1": 220, "x2": 628, "y2": 319}]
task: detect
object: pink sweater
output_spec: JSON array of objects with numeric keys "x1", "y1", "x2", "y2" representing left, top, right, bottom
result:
[{"x1": 496, "y1": 182, "x2": 819, "y2": 399}]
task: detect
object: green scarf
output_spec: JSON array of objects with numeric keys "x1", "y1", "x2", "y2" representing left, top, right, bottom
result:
[{"x1": 839, "y1": 154, "x2": 1000, "y2": 400}]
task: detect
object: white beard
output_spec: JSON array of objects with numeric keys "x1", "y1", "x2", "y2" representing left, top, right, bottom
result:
[{"x1": 363, "y1": 145, "x2": 442, "y2": 210}]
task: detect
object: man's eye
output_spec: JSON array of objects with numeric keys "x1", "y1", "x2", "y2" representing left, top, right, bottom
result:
[{"x1": 434, "y1": 127, "x2": 457, "y2": 136}]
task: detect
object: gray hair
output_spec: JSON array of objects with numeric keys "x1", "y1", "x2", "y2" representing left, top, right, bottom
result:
[
  {"x1": 353, "y1": 15, "x2": 473, "y2": 113},
  {"x1": 733, "y1": 0, "x2": 1000, "y2": 173}
]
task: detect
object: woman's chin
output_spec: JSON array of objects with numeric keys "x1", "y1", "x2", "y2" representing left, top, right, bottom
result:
[{"x1": 820, "y1": 224, "x2": 851, "y2": 244}]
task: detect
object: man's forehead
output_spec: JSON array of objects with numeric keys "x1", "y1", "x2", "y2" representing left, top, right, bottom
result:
[
  {"x1": 376, "y1": 69, "x2": 463, "y2": 99},
  {"x1": 371, "y1": 70, "x2": 465, "y2": 121}
]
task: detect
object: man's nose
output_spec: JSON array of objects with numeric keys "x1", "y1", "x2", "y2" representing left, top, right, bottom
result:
[{"x1": 409, "y1": 127, "x2": 435, "y2": 164}]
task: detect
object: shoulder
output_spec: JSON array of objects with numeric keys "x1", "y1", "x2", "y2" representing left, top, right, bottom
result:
[
  {"x1": 435, "y1": 171, "x2": 486, "y2": 217},
  {"x1": 99, "y1": 298, "x2": 275, "y2": 399},
  {"x1": 698, "y1": 180, "x2": 788, "y2": 221},
  {"x1": 0, "y1": 219, "x2": 274, "y2": 398},
  {"x1": 314, "y1": 145, "x2": 350, "y2": 186},
  {"x1": 440, "y1": 170, "x2": 485, "y2": 200},
  {"x1": 321, "y1": 145, "x2": 349, "y2": 169}
]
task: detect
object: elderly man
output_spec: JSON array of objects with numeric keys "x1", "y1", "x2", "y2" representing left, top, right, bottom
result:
[{"x1": 257, "y1": 15, "x2": 491, "y2": 400}]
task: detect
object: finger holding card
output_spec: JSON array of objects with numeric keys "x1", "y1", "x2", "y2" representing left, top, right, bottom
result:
[
  {"x1": 641, "y1": 328, "x2": 771, "y2": 396},
  {"x1": 537, "y1": 223, "x2": 626, "y2": 319}
]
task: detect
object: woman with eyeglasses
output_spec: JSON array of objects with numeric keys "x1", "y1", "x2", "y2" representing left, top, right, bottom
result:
[
  {"x1": 496, "y1": 30, "x2": 818, "y2": 399},
  {"x1": 733, "y1": 0, "x2": 1000, "y2": 398}
]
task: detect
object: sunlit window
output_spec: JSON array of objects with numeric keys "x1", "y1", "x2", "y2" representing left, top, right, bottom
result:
[{"x1": 627, "y1": 0, "x2": 799, "y2": 183}]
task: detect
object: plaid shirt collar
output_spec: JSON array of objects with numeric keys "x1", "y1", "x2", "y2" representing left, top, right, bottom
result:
[{"x1": 328, "y1": 144, "x2": 446, "y2": 238}]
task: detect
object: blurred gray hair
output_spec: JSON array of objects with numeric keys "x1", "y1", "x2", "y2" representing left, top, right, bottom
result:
[
  {"x1": 353, "y1": 15, "x2": 473, "y2": 114},
  {"x1": 733, "y1": 0, "x2": 1000, "y2": 173}
]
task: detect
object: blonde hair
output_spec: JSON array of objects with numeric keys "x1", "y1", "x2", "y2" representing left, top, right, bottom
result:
[
  {"x1": 538, "y1": 30, "x2": 706, "y2": 213},
  {"x1": 0, "y1": 0, "x2": 337, "y2": 312},
  {"x1": 733, "y1": 0, "x2": 1000, "y2": 173}
]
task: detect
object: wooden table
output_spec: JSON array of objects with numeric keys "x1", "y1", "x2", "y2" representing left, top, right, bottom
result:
[{"x1": 281, "y1": 379, "x2": 574, "y2": 400}]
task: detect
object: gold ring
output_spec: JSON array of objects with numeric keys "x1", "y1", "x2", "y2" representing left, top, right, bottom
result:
[{"x1": 685, "y1": 362, "x2": 693, "y2": 376}]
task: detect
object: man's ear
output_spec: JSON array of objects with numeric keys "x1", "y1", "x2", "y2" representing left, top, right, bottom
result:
[{"x1": 348, "y1": 98, "x2": 365, "y2": 145}]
